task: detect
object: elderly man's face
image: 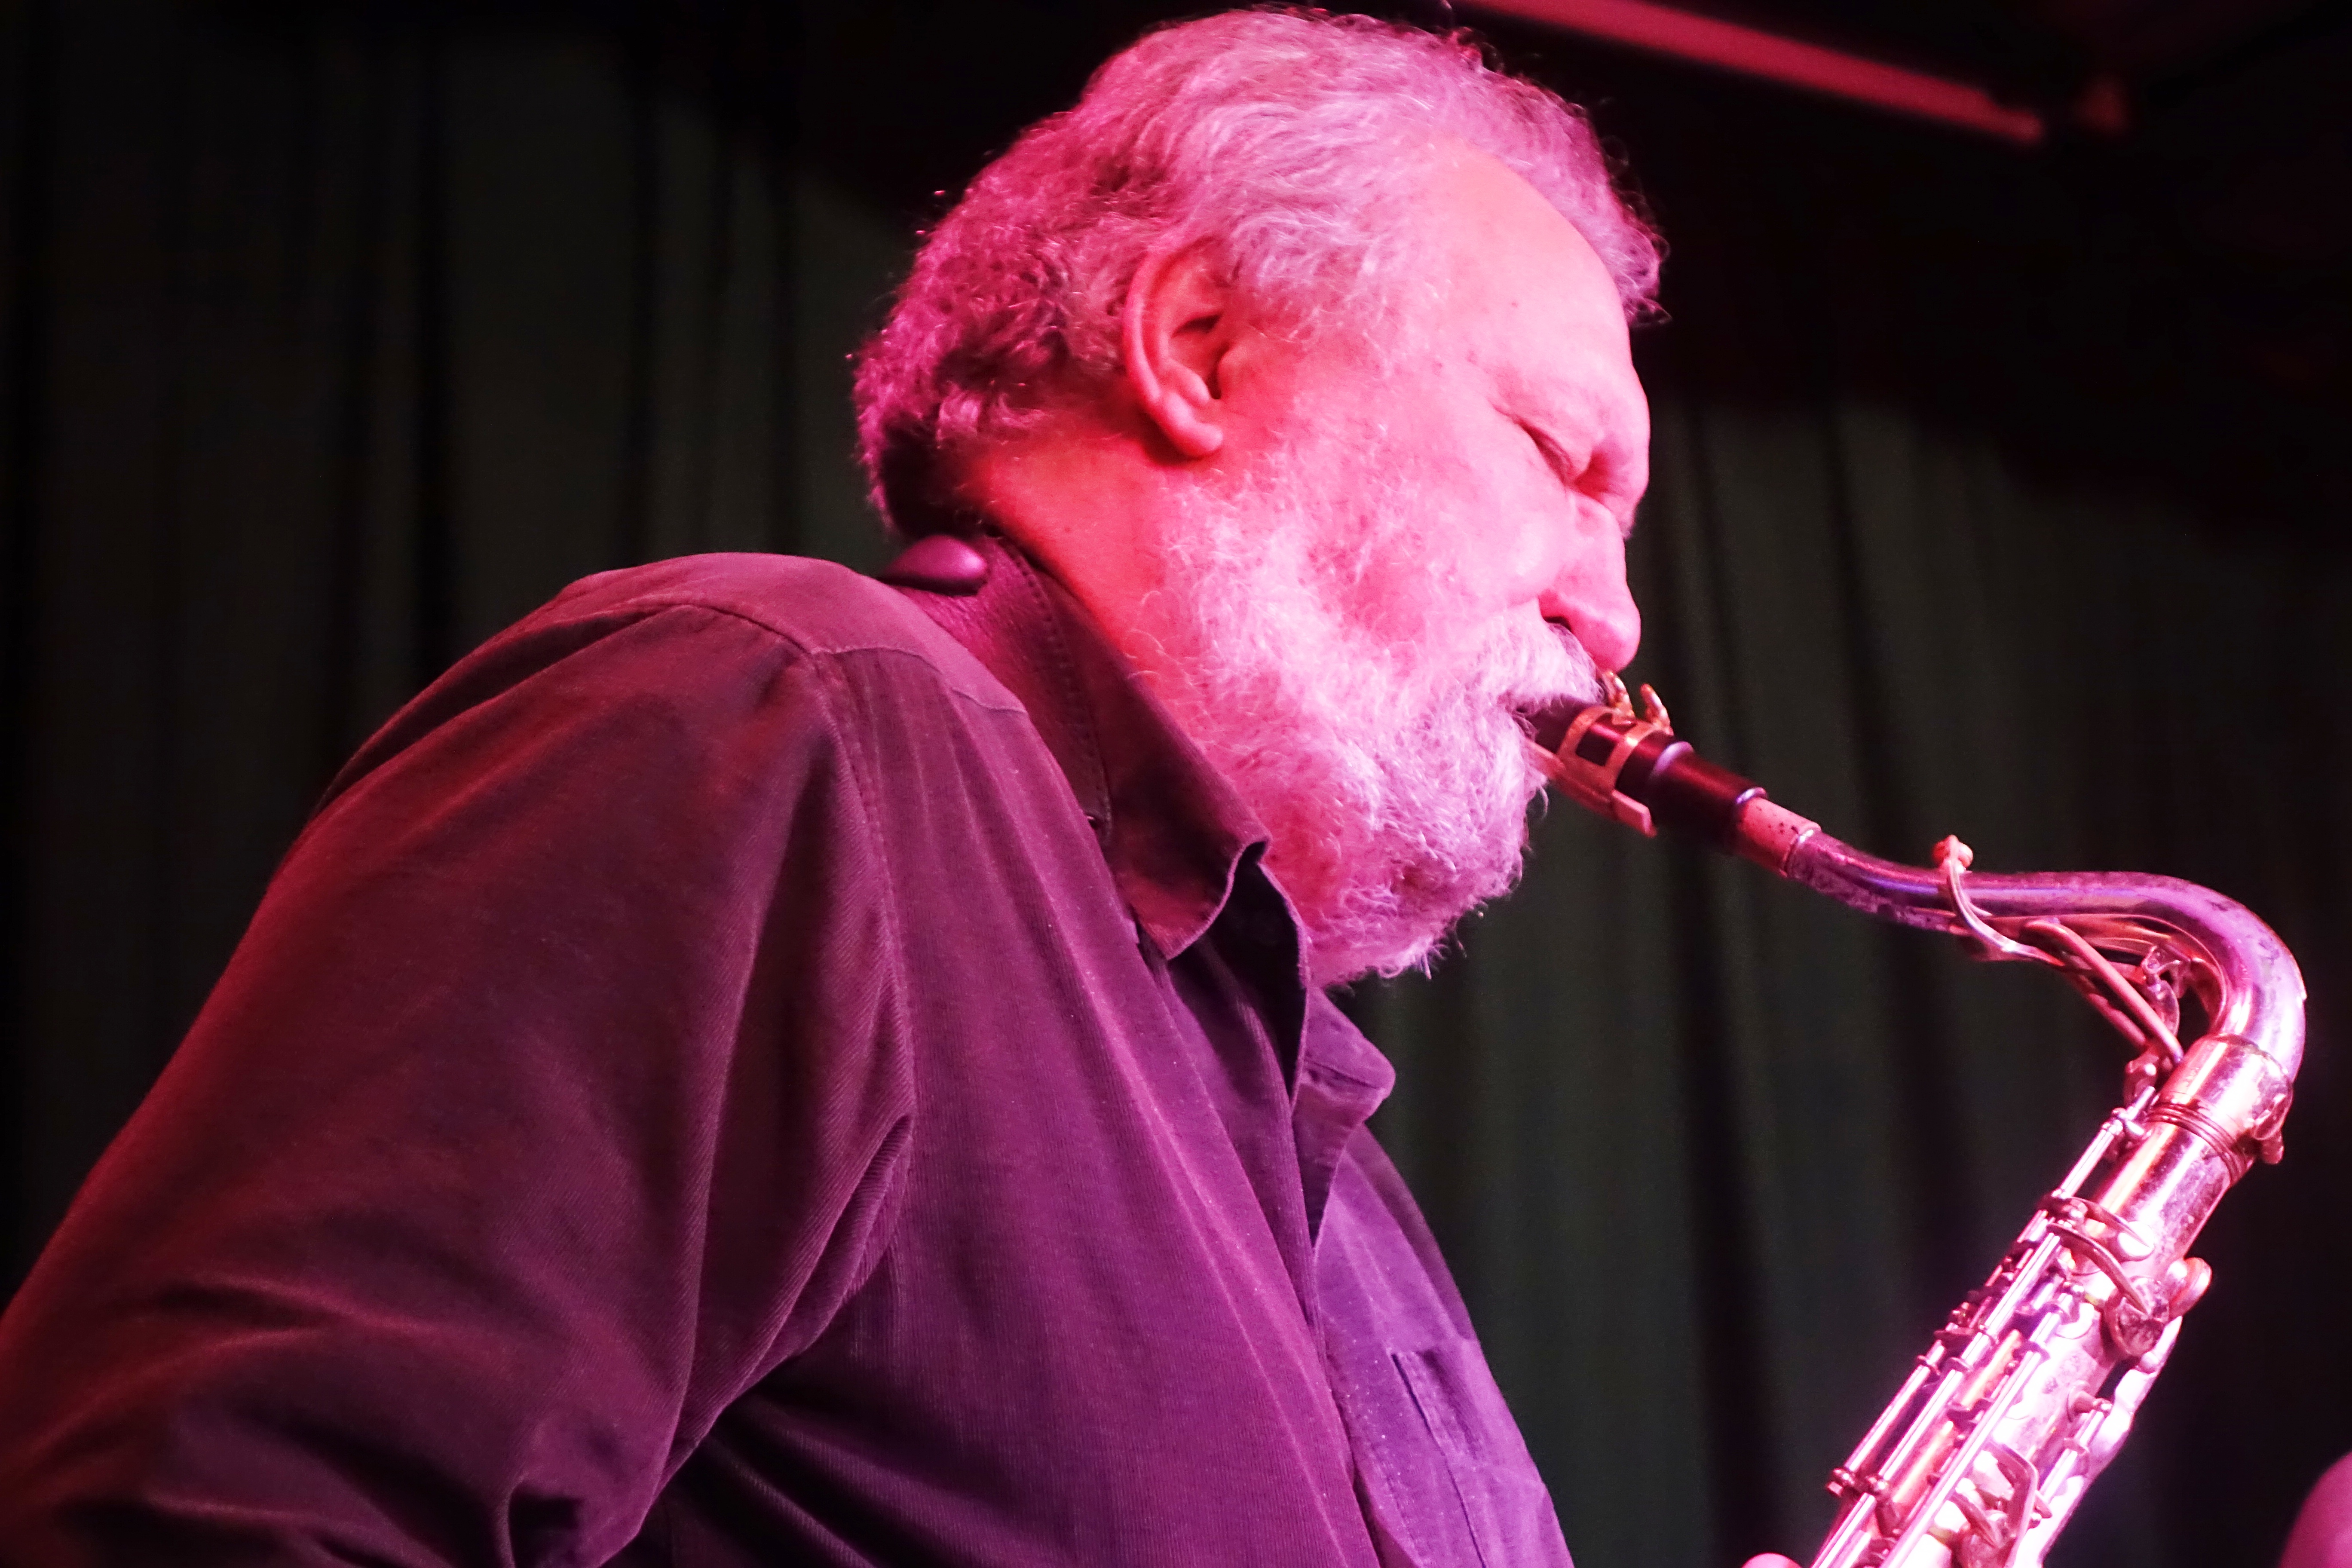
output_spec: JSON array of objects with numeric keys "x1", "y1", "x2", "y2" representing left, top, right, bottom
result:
[
  {"x1": 1151, "y1": 147, "x2": 1651, "y2": 980},
  {"x1": 1301, "y1": 144, "x2": 1649, "y2": 680}
]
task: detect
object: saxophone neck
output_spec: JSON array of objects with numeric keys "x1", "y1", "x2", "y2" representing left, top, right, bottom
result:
[{"x1": 1531, "y1": 681, "x2": 2307, "y2": 1086}]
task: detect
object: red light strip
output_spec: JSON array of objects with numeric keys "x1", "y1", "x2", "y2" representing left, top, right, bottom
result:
[{"x1": 1466, "y1": 0, "x2": 2046, "y2": 145}]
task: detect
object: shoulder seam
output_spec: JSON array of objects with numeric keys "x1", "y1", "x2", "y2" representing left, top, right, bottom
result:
[{"x1": 563, "y1": 597, "x2": 1028, "y2": 715}]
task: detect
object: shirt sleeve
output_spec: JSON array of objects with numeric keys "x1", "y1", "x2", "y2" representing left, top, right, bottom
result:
[{"x1": 0, "y1": 600, "x2": 918, "y2": 1566}]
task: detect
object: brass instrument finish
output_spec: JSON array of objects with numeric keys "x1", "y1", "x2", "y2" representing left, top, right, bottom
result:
[{"x1": 1534, "y1": 679, "x2": 2305, "y2": 1568}]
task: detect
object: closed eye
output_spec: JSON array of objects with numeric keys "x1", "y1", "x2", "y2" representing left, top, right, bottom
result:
[
  {"x1": 1518, "y1": 422, "x2": 1583, "y2": 487},
  {"x1": 1522, "y1": 420, "x2": 1640, "y2": 537}
]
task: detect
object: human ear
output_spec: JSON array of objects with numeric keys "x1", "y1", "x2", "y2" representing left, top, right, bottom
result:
[{"x1": 1121, "y1": 242, "x2": 1235, "y2": 460}]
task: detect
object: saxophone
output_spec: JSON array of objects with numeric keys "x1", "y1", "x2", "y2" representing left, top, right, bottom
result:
[{"x1": 1532, "y1": 678, "x2": 2306, "y2": 1568}]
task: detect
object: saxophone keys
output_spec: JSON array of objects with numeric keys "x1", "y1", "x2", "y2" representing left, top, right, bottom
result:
[{"x1": 2164, "y1": 1256, "x2": 2213, "y2": 1320}]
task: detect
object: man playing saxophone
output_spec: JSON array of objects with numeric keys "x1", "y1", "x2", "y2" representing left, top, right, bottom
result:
[{"x1": 0, "y1": 8, "x2": 2024, "y2": 1565}]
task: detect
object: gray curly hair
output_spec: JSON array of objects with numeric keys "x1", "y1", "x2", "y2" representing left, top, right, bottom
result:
[{"x1": 852, "y1": 6, "x2": 1661, "y2": 536}]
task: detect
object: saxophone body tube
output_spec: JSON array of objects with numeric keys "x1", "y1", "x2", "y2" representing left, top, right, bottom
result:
[{"x1": 1530, "y1": 688, "x2": 2305, "y2": 1568}]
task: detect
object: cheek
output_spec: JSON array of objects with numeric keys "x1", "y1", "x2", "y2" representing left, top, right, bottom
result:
[
  {"x1": 1395, "y1": 409, "x2": 1544, "y2": 531},
  {"x1": 1308, "y1": 366, "x2": 1559, "y2": 634},
  {"x1": 1455, "y1": 471, "x2": 1579, "y2": 612},
  {"x1": 1372, "y1": 465, "x2": 1559, "y2": 638},
  {"x1": 1428, "y1": 418, "x2": 1575, "y2": 592}
]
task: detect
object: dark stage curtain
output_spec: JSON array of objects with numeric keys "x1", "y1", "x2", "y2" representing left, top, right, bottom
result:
[
  {"x1": 3, "y1": 4, "x2": 2346, "y2": 1566},
  {"x1": 0, "y1": 0, "x2": 901, "y2": 1262}
]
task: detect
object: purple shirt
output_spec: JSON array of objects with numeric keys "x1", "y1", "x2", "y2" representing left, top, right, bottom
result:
[{"x1": 0, "y1": 539, "x2": 1571, "y2": 1568}]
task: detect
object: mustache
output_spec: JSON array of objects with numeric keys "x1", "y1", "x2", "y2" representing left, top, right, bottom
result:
[{"x1": 1504, "y1": 622, "x2": 1605, "y2": 755}]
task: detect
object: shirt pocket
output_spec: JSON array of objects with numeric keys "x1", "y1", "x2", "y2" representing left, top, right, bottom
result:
[{"x1": 1390, "y1": 1343, "x2": 1566, "y2": 1568}]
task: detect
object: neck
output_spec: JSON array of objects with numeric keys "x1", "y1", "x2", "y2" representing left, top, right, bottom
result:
[{"x1": 963, "y1": 423, "x2": 1201, "y2": 704}]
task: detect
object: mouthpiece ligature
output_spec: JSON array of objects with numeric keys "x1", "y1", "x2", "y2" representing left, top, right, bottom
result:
[{"x1": 1532, "y1": 672, "x2": 1819, "y2": 875}]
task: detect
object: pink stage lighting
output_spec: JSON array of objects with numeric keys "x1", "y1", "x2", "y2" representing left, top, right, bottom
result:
[{"x1": 1468, "y1": 0, "x2": 2047, "y2": 145}]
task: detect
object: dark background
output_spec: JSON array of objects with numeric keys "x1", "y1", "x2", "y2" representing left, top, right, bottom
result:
[{"x1": 4, "y1": 0, "x2": 2349, "y2": 1563}]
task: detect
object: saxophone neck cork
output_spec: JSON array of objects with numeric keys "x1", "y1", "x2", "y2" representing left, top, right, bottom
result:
[{"x1": 1730, "y1": 795, "x2": 1820, "y2": 876}]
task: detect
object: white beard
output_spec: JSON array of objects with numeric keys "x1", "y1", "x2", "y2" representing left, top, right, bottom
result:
[{"x1": 1150, "y1": 414, "x2": 1605, "y2": 984}]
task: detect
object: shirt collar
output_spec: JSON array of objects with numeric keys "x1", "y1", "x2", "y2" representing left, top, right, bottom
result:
[
  {"x1": 892, "y1": 533, "x2": 1267, "y2": 959},
  {"x1": 1295, "y1": 992, "x2": 1398, "y2": 1238},
  {"x1": 894, "y1": 534, "x2": 1400, "y2": 1235}
]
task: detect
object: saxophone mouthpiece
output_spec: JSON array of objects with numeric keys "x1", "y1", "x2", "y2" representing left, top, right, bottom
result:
[
  {"x1": 1529, "y1": 679, "x2": 1819, "y2": 875},
  {"x1": 1522, "y1": 702, "x2": 1578, "y2": 758}
]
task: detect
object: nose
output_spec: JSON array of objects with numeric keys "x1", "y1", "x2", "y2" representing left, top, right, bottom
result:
[{"x1": 1540, "y1": 528, "x2": 1640, "y2": 675}]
